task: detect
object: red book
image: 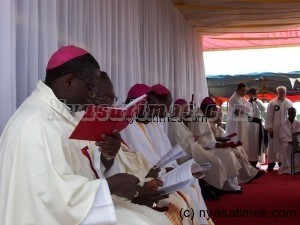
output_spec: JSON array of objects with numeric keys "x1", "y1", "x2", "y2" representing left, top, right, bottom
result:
[
  {"x1": 233, "y1": 141, "x2": 243, "y2": 148},
  {"x1": 226, "y1": 132, "x2": 238, "y2": 138},
  {"x1": 222, "y1": 142, "x2": 235, "y2": 148},
  {"x1": 69, "y1": 94, "x2": 147, "y2": 141},
  {"x1": 223, "y1": 141, "x2": 243, "y2": 148}
]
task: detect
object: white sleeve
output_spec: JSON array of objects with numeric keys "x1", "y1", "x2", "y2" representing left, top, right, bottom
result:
[
  {"x1": 92, "y1": 148, "x2": 106, "y2": 175},
  {"x1": 93, "y1": 148, "x2": 122, "y2": 178},
  {"x1": 256, "y1": 100, "x2": 266, "y2": 112},
  {"x1": 81, "y1": 179, "x2": 117, "y2": 225},
  {"x1": 265, "y1": 101, "x2": 274, "y2": 130}
]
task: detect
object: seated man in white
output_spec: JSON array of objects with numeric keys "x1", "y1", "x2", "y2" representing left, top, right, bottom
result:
[
  {"x1": 191, "y1": 97, "x2": 265, "y2": 186},
  {"x1": 0, "y1": 46, "x2": 169, "y2": 225},
  {"x1": 210, "y1": 106, "x2": 266, "y2": 183},
  {"x1": 188, "y1": 97, "x2": 244, "y2": 192},
  {"x1": 86, "y1": 73, "x2": 197, "y2": 225},
  {"x1": 151, "y1": 89, "x2": 240, "y2": 192},
  {"x1": 169, "y1": 98, "x2": 235, "y2": 190},
  {"x1": 120, "y1": 84, "x2": 214, "y2": 225},
  {"x1": 278, "y1": 107, "x2": 300, "y2": 174}
]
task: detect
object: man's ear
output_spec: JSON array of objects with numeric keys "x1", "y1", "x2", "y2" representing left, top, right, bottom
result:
[{"x1": 64, "y1": 73, "x2": 75, "y2": 91}]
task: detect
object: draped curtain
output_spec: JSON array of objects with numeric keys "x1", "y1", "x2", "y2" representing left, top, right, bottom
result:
[{"x1": 0, "y1": 0, "x2": 208, "y2": 133}]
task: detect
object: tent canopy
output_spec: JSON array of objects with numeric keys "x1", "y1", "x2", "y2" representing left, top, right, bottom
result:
[
  {"x1": 203, "y1": 28, "x2": 300, "y2": 50},
  {"x1": 171, "y1": 0, "x2": 300, "y2": 50},
  {"x1": 207, "y1": 72, "x2": 300, "y2": 103}
]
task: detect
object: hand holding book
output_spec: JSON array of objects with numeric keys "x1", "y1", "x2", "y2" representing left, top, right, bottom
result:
[
  {"x1": 69, "y1": 94, "x2": 147, "y2": 141},
  {"x1": 153, "y1": 144, "x2": 187, "y2": 169},
  {"x1": 158, "y1": 159, "x2": 211, "y2": 194}
]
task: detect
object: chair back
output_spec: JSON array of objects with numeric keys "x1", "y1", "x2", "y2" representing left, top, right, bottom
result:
[{"x1": 292, "y1": 131, "x2": 300, "y2": 151}]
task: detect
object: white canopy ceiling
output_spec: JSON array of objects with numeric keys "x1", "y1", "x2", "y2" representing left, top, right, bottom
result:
[
  {"x1": 172, "y1": 0, "x2": 300, "y2": 34},
  {"x1": 171, "y1": 0, "x2": 300, "y2": 50}
]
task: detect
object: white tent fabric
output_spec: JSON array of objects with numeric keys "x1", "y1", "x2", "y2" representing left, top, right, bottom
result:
[
  {"x1": 172, "y1": 0, "x2": 300, "y2": 34},
  {"x1": 172, "y1": 0, "x2": 300, "y2": 50},
  {"x1": 0, "y1": 0, "x2": 16, "y2": 135},
  {"x1": 0, "y1": 0, "x2": 207, "y2": 133}
]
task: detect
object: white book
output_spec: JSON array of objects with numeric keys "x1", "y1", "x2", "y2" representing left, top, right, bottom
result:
[
  {"x1": 119, "y1": 94, "x2": 147, "y2": 110},
  {"x1": 159, "y1": 159, "x2": 207, "y2": 194},
  {"x1": 153, "y1": 144, "x2": 187, "y2": 169}
]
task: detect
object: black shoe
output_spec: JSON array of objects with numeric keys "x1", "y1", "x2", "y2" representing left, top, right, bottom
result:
[
  {"x1": 267, "y1": 162, "x2": 275, "y2": 171},
  {"x1": 210, "y1": 186, "x2": 224, "y2": 196},
  {"x1": 202, "y1": 187, "x2": 220, "y2": 200},
  {"x1": 222, "y1": 189, "x2": 244, "y2": 194},
  {"x1": 249, "y1": 161, "x2": 258, "y2": 169}
]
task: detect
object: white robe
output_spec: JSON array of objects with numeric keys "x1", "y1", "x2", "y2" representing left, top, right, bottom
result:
[
  {"x1": 278, "y1": 119, "x2": 300, "y2": 174},
  {"x1": 0, "y1": 81, "x2": 172, "y2": 225},
  {"x1": 120, "y1": 120, "x2": 162, "y2": 166},
  {"x1": 168, "y1": 120, "x2": 227, "y2": 189},
  {"x1": 226, "y1": 92, "x2": 252, "y2": 156},
  {"x1": 103, "y1": 145, "x2": 196, "y2": 225},
  {"x1": 188, "y1": 109, "x2": 242, "y2": 190},
  {"x1": 248, "y1": 100, "x2": 266, "y2": 162},
  {"x1": 0, "y1": 81, "x2": 116, "y2": 225},
  {"x1": 121, "y1": 121, "x2": 212, "y2": 225},
  {"x1": 265, "y1": 98, "x2": 293, "y2": 163},
  {"x1": 211, "y1": 124, "x2": 258, "y2": 184}
]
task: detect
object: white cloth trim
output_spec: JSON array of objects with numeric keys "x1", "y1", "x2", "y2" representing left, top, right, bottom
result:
[{"x1": 82, "y1": 180, "x2": 116, "y2": 225}]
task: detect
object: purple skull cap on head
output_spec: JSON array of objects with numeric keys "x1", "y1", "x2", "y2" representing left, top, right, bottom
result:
[
  {"x1": 46, "y1": 45, "x2": 89, "y2": 71},
  {"x1": 127, "y1": 83, "x2": 151, "y2": 99}
]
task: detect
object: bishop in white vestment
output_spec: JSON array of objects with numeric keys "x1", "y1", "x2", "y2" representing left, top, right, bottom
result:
[
  {"x1": 188, "y1": 107, "x2": 242, "y2": 191},
  {"x1": 0, "y1": 81, "x2": 117, "y2": 225},
  {"x1": 121, "y1": 84, "x2": 213, "y2": 225},
  {"x1": 0, "y1": 46, "x2": 168, "y2": 225}
]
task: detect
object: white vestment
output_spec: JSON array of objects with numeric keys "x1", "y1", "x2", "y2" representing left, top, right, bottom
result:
[
  {"x1": 210, "y1": 124, "x2": 258, "y2": 184},
  {"x1": 168, "y1": 120, "x2": 227, "y2": 189},
  {"x1": 226, "y1": 92, "x2": 252, "y2": 155},
  {"x1": 0, "y1": 81, "x2": 116, "y2": 225},
  {"x1": 189, "y1": 109, "x2": 242, "y2": 190},
  {"x1": 265, "y1": 98, "x2": 293, "y2": 163},
  {"x1": 278, "y1": 119, "x2": 300, "y2": 174},
  {"x1": 102, "y1": 144, "x2": 196, "y2": 225},
  {"x1": 248, "y1": 100, "x2": 266, "y2": 162},
  {"x1": 121, "y1": 121, "x2": 212, "y2": 225},
  {"x1": 120, "y1": 120, "x2": 162, "y2": 166}
]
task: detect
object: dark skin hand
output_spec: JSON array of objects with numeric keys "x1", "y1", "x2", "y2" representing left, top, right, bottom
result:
[
  {"x1": 234, "y1": 109, "x2": 241, "y2": 116},
  {"x1": 145, "y1": 166, "x2": 174, "y2": 178},
  {"x1": 95, "y1": 131, "x2": 121, "y2": 171},
  {"x1": 145, "y1": 167, "x2": 161, "y2": 178},
  {"x1": 131, "y1": 180, "x2": 169, "y2": 208},
  {"x1": 106, "y1": 173, "x2": 141, "y2": 199},
  {"x1": 144, "y1": 179, "x2": 163, "y2": 191},
  {"x1": 269, "y1": 132, "x2": 273, "y2": 139},
  {"x1": 132, "y1": 194, "x2": 169, "y2": 208}
]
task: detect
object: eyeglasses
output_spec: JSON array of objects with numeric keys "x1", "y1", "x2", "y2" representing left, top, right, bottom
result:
[
  {"x1": 75, "y1": 76, "x2": 118, "y2": 105},
  {"x1": 75, "y1": 76, "x2": 99, "y2": 98}
]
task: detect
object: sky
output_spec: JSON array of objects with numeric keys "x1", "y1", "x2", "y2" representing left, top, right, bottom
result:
[{"x1": 203, "y1": 46, "x2": 300, "y2": 76}]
